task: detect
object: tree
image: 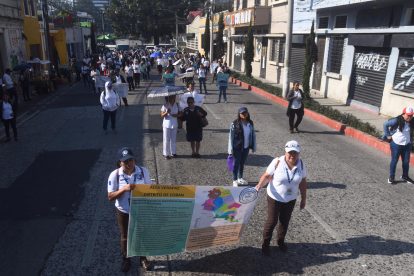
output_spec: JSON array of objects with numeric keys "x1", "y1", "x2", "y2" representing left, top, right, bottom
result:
[
  {"x1": 244, "y1": 22, "x2": 254, "y2": 77},
  {"x1": 302, "y1": 21, "x2": 318, "y2": 100},
  {"x1": 203, "y1": 11, "x2": 210, "y2": 57},
  {"x1": 214, "y1": 13, "x2": 225, "y2": 60}
]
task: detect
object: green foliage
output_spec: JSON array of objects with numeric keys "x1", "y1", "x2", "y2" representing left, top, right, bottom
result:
[
  {"x1": 244, "y1": 23, "x2": 254, "y2": 77},
  {"x1": 214, "y1": 13, "x2": 225, "y2": 60},
  {"x1": 203, "y1": 12, "x2": 211, "y2": 57},
  {"x1": 302, "y1": 21, "x2": 317, "y2": 100}
]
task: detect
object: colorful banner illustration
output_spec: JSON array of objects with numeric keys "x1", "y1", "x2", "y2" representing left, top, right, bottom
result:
[{"x1": 127, "y1": 185, "x2": 258, "y2": 257}]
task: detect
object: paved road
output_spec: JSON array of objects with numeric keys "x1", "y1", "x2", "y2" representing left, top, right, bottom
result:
[{"x1": 1, "y1": 72, "x2": 413, "y2": 276}]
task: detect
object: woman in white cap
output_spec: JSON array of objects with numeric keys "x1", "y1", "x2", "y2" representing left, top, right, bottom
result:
[
  {"x1": 255, "y1": 140, "x2": 307, "y2": 256},
  {"x1": 107, "y1": 147, "x2": 153, "y2": 272},
  {"x1": 100, "y1": 81, "x2": 120, "y2": 133}
]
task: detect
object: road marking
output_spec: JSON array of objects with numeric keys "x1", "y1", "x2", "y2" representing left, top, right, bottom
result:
[
  {"x1": 203, "y1": 104, "x2": 221, "y2": 120},
  {"x1": 305, "y1": 205, "x2": 346, "y2": 243}
]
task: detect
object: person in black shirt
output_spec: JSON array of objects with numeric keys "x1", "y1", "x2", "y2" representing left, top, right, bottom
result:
[{"x1": 180, "y1": 97, "x2": 207, "y2": 158}]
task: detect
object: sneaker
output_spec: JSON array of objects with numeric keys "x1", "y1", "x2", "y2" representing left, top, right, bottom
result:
[
  {"x1": 238, "y1": 178, "x2": 248, "y2": 185},
  {"x1": 401, "y1": 176, "x2": 414, "y2": 184},
  {"x1": 387, "y1": 177, "x2": 395, "y2": 184},
  {"x1": 232, "y1": 180, "x2": 239, "y2": 187},
  {"x1": 121, "y1": 258, "x2": 131, "y2": 272}
]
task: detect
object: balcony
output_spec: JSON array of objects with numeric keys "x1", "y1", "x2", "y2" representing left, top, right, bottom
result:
[{"x1": 225, "y1": 6, "x2": 270, "y2": 27}]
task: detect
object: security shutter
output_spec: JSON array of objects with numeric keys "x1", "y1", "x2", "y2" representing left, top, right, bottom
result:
[
  {"x1": 289, "y1": 44, "x2": 306, "y2": 83},
  {"x1": 393, "y1": 49, "x2": 414, "y2": 94},
  {"x1": 349, "y1": 47, "x2": 390, "y2": 107}
]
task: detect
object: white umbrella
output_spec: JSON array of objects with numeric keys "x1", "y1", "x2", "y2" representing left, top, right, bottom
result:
[{"x1": 148, "y1": 86, "x2": 187, "y2": 98}]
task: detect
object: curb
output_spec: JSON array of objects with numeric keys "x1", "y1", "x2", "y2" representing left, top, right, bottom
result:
[{"x1": 231, "y1": 77, "x2": 414, "y2": 166}]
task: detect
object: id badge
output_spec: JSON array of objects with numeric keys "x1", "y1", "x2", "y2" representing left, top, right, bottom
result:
[{"x1": 286, "y1": 188, "x2": 292, "y2": 196}]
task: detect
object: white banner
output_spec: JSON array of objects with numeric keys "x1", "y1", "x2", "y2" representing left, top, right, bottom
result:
[{"x1": 113, "y1": 83, "x2": 129, "y2": 98}]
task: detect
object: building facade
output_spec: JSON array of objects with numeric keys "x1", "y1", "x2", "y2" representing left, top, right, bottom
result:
[{"x1": 0, "y1": 0, "x2": 25, "y2": 72}]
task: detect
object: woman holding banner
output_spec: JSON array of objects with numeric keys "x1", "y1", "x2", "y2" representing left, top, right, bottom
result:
[
  {"x1": 255, "y1": 140, "x2": 307, "y2": 256},
  {"x1": 107, "y1": 147, "x2": 153, "y2": 272}
]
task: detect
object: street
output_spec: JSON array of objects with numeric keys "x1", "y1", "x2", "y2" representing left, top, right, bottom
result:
[{"x1": 1, "y1": 72, "x2": 414, "y2": 276}]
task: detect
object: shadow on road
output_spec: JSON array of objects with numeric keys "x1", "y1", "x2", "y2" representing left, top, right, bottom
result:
[
  {"x1": 162, "y1": 235, "x2": 414, "y2": 275},
  {"x1": 307, "y1": 181, "x2": 347, "y2": 190},
  {"x1": 296, "y1": 130, "x2": 342, "y2": 135}
]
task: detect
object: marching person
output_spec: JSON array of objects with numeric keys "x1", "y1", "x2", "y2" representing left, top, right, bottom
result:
[
  {"x1": 107, "y1": 147, "x2": 153, "y2": 272},
  {"x1": 1, "y1": 93, "x2": 18, "y2": 142},
  {"x1": 100, "y1": 81, "x2": 120, "y2": 134},
  {"x1": 228, "y1": 107, "x2": 256, "y2": 187},
  {"x1": 383, "y1": 106, "x2": 414, "y2": 184},
  {"x1": 124, "y1": 62, "x2": 135, "y2": 91},
  {"x1": 161, "y1": 95, "x2": 179, "y2": 159},
  {"x1": 255, "y1": 140, "x2": 307, "y2": 256},
  {"x1": 162, "y1": 68, "x2": 177, "y2": 87},
  {"x1": 132, "y1": 59, "x2": 141, "y2": 87},
  {"x1": 2, "y1": 69, "x2": 17, "y2": 105},
  {"x1": 180, "y1": 96, "x2": 207, "y2": 158},
  {"x1": 197, "y1": 64, "x2": 208, "y2": 94},
  {"x1": 286, "y1": 82, "x2": 305, "y2": 133},
  {"x1": 216, "y1": 67, "x2": 230, "y2": 103}
]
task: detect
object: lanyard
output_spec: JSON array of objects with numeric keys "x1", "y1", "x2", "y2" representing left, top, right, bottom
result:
[
  {"x1": 121, "y1": 172, "x2": 142, "y2": 184},
  {"x1": 285, "y1": 167, "x2": 298, "y2": 184}
]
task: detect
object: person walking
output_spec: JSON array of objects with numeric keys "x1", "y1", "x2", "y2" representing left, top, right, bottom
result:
[
  {"x1": 162, "y1": 68, "x2": 177, "y2": 87},
  {"x1": 286, "y1": 82, "x2": 304, "y2": 133},
  {"x1": 107, "y1": 147, "x2": 153, "y2": 272},
  {"x1": 383, "y1": 106, "x2": 414, "y2": 184},
  {"x1": 124, "y1": 63, "x2": 135, "y2": 91},
  {"x1": 1, "y1": 93, "x2": 18, "y2": 142},
  {"x1": 228, "y1": 107, "x2": 256, "y2": 187},
  {"x1": 100, "y1": 81, "x2": 120, "y2": 134},
  {"x1": 216, "y1": 67, "x2": 230, "y2": 103},
  {"x1": 181, "y1": 96, "x2": 207, "y2": 158},
  {"x1": 2, "y1": 69, "x2": 17, "y2": 105},
  {"x1": 161, "y1": 95, "x2": 179, "y2": 159},
  {"x1": 197, "y1": 64, "x2": 208, "y2": 94},
  {"x1": 20, "y1": 67, "x2": 31, "y2": 101},
  {"x1": 255, "y1": 140, "x2": 307, "y2": 256},
  {"x1": 81, "y1": 63, "x2": 91, "y2": 88},
  {"x1": 132, "y1": 60, "x2": 141, "y2": 87}
]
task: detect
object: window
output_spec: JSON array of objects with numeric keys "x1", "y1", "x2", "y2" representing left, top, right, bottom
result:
[
  {"x1": 277, "y1": 39, "x2": 286, "y2": 63},
  {"x1": 318, "y1": 17, "x2": 329, "y2": 29},
  {"x1": 356, "y1": 5, "x2": 402, "y2": 28},
  {"x1": 23, "y1": 0, "x2": 29, "y2": 16},
  {"x1": 270, "y1": 39, "x2": 277, "y2": 61},
  {"x1": 327, "y1": 36, "x2": 345, "y2": 74},
  {"x1": 242, "y1": 0, "x2": 247, "y2": 9},
  {"x1": 255, "y1": 0, "x2": 261, "y2": 6},
  {"x1": 269, "y1": 39, "x2": 285, "y2": 62},
  {"x1": 335, "y1": 15, "x2": 347, "y2": 28}
]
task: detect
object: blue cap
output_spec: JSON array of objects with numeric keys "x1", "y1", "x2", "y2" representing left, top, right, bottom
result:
[
  {"x1": 118, "y1": 147, "x2": 135, "y2": 161},
  {"x1": 238, "y1": 107, "x2": 248, "y2": 114}
]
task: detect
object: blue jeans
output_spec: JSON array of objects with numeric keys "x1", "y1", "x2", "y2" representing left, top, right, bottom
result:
[
  {"x1": 389, "y1": 141, "x2": 411, "y2": 178},
  {"x1": 199, "y1": 77, "x2": 207, "y2": 94},
  {"x1": 218, "y1": 86, "x2": 227, "y2": 102},
  {"x1": 233, "y1": 148, "x2": 249, "y2": 180}
]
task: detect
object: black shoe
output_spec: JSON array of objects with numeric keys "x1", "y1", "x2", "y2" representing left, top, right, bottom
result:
[
  {"x1": 172, "y1": 154, "x2": 178, "y2": 158},
  {"x1": 278, "y1": 241, "x2": 288, "y2": 252},
  {"x1": 261, "y1": 245, "x2": 270, "y2": 256},
  {"x1": 121, "y1": 258, "x2": 131, "y2": 272},
  {"x1": 140, "y1": 257, "x2": 153, "y2": 271},
  {"x1": 401, "y1": 176, "x2": 414, "y2": 184},
  {"x1": 388, "y1": 177, "x2": 396, "y2": 184}
]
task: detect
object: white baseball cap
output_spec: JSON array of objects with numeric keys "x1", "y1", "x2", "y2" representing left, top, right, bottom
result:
[
  {"x1": 285, "y1": 140, "x2": 301, "y2": 153},
  {"x1": 403, "y1": 106, "x2": 414, "y2": 116}
]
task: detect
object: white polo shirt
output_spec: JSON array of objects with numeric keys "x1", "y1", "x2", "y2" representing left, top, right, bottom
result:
[
  {"x1": 107, "y1": 165, "x2": 152, "y2": 214},
  {"x1": 290, "y1": 90, "x2": 302, "y2": 109},
  {"x1": 392, "y1": 122, "x2": 411, "y2": 146},
  {"x1": 266, "y1": 156, "x2": 307, "y2": 203}
]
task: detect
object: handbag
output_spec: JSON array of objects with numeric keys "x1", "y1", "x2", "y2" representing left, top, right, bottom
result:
[
  {"x1": 201, "y1": 116, "x2": 208, "y2": 127},
  {"x1": 227, "y1": 155, "x2": 234, "y2": 172}
]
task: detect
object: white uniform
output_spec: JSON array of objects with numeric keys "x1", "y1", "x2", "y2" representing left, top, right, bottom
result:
[
  {"x1": 161, "y1": 103, "x2": 179, "y2": 156},
  {"x1": 266, "y1": 156, "x2": 307, "y2": 203},
  {"x1": 107, "y1": 165, "x2": 152, "y2": 213}
]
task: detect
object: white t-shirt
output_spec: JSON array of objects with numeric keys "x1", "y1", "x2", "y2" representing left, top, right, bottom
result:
[
  {"x1": 392, "y1": 122, "x2": 411, "y2": 145},
  {"x1": 198, "y1": 68, "x2": 206, "y2": 78},
  {"x1": 203, "y1": 60, "x2": 210, "y2": 67},
  {"x1": 242, "y1": 122, "x2": 251, "y2": 149},
  {"x1": 266, "y1": 156, "x2": 307, "y2": 203},
  {"x1": 291, "y1": 90, "x2": 302, "y2": 109},
  {"x1": 132, "y1": 64, "x2": 140, "y2": 74},
  {"x1": 2, "y1": 102, "x2": 13, "y2": 120},
  {"x1": 100, "y1": 90, "x2": 120, "y2": 111},
  {"x1": 161, "y1": 103, "x2": 179, "y2": 129},
  {"x1": 107, "y1": 166, "x2": 152, "y2": 214}
]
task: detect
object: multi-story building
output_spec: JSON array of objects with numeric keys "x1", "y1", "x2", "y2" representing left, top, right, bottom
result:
[
  {"x1": 21, "y1": 0, "x2": 42, "y2": 60},
  {"x1": 313, "y1": 0, "x2": 414, "y2": 116},
  {"x1": 0, "y1": 0, "x2": 25, "y2": 72}
]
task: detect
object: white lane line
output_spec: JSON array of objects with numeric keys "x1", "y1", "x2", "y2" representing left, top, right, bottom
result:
[
  {"x1": 305, "y1": 205, "x2": 346, "y2": 243},
  {"x1": 203, "y1": 104, "x2": 221, "y2": 120}
]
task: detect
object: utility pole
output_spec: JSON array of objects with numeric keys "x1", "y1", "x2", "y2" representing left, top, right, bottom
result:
[
  {"x1": 282, "y1": 0, "x2": 294, "y2": 98},
  {"x1": 101, "y1": 10, "x2": 105, "y2": 34},
  {"x1": 209, "y1": 0, "x2": 214, "y2": 60},
  {"x1": 41, "y1": 0, "x2": 51, "y2": 61},
  {"x1": 175, "y1": 12, "x2": 178, "y2": 48}
]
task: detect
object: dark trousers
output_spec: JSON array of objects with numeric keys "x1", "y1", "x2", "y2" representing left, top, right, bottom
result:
[
  {"x1": 262, "y1": 196, "x2": 296, "y2": 246},
  {"x1": 288, "y1": 108, "x2": 304, "y2": 130},
  {"x1": 390, "y1": 141, "x2": 411, "y2": 178},
  {"x1": 22, "y1": 84, "x2": 30, "y2": 100},
  {"x1": 2, "y1": 118, "x2": 17, "y2": 139},
  {"x1": 127, "y1": 77, "x2": 134, "y2": 91},
  {"x1": 103, "y1": 109, "x2": 116, "y2": 130},
  {"x1": 116, "y1": 209, "x2": 129, "y2": 258},
  {"x1": 199, "y1": 77, "x2": 207, "y2": 94},
  {"x1": 218, "y1": 86, "x2": 227, "y2": 102},
  {"x1": 233, "y1": 148, "x2": 249, "y2": 180},
  {"x1": 82, "y1": 74, "x2": 90, "y2": 87},
  {"x1": 133, "y1": 73, "x2": 140, "y2": 86}
]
